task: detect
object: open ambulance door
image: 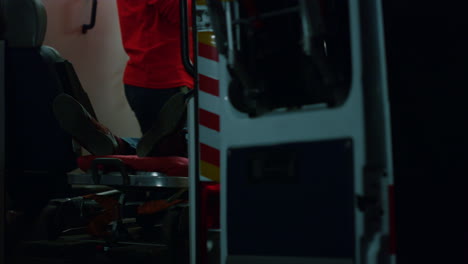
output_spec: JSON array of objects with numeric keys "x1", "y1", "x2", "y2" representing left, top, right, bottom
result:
[{"x1": 190, "y1": 0, "x2": 395, "y2": 263}]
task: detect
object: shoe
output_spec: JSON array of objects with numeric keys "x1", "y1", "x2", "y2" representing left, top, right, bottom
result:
[
  {"x1": 137, "y1": 91, "x2": 188, "y2": 157},
  {"x1": 53, "y1": 94, "x2": 125, "y2": 156}
]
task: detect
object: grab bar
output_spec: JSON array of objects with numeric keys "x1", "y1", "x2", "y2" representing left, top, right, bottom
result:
[
  {"x1": 82, "y1": 0, "x2": 98, "y2": 34},
  {"x1": 180, "y1": 0, "x2": 195, "y2": 77}
]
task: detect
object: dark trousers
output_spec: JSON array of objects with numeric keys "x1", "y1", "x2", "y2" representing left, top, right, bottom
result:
[{"x1": 124, "y1": 84, "x2": 184, "y2": 134}]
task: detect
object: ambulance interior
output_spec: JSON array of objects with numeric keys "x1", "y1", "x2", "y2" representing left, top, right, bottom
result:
[
  {"x1": 2, "y1": 1, "x2": 193, "y2": 263},
  {"x1": 1, "y1": 0, "x2": 467, "y2": 264}
]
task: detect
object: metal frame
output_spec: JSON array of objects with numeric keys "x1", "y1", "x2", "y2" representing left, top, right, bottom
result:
[
  {"x1": 68, "y1": 172, "x2": 189, "y2": 188},
  {"x1": 180, "y1": 0, "x2": 202, "y2": 262},
  {"x1": 359, "y1": 0, "x2": 395, "y2": 263},
  {"x1": 188, "y1": 96, "x2": 199, "y2": 264}
]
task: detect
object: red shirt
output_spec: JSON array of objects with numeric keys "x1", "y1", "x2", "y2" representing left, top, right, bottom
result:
[{"x1": 117, "y1": 0, "x2": 193, "y2": 89}]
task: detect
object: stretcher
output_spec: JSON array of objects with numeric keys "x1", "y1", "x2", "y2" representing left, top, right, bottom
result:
[
  {"x1": 64, "y1": 154, "x2": 220, "y2": 261},
  {"x1": 68, "y1": 155, "x2": 190, "y2": 189}
]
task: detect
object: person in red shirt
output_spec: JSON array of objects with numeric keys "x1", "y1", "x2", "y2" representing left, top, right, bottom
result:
[
  {"x1": 117, "y1": 0, "x2": 194, "y2": 135},
  {"x1": 52, "y1": 0, "x2": 193, "y2": 157}
]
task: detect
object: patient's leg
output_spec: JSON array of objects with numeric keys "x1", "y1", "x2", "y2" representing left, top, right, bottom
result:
[
  {"x1": 137, "y1": 89, "x2": 188, "y2": 157},
  {"x1": 53, "y1": 94, "x2": 134, "y2": 155}
]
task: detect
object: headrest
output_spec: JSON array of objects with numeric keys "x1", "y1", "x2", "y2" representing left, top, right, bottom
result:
[
  {"x1": 40, "y1": 45, "x2": 65, "y2": 64},
  {"x1": 4, "y1": 0, "x2": 47, "y2": 48}
]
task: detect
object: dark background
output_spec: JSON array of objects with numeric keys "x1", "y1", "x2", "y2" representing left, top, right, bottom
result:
[{"x1": 383, "y1": 2, "x2": 468, "y2": 263}]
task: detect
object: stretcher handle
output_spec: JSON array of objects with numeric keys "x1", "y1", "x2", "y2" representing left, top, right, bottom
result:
[{"x1": 91, "y1": 158, "x2": 130, "y2": 186}]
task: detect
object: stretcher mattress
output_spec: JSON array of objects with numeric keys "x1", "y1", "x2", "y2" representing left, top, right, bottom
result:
[{"x1": 68, "y1": 155, "x2": 189, "y2": 188}]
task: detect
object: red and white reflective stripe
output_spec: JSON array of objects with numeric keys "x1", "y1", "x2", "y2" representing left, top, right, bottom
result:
[
  {"x1": 199, "y1": 74, "x2": 219, "y2": 96},
  {"x1": 199, "y1": 109, "x2": 220, "y2": 132},
  {"x1": 199, "y1": 42, "x2": 219, "y2": 62},
  {"x1": 198, "y1": 30, "x2": 221, "y2": 182}
]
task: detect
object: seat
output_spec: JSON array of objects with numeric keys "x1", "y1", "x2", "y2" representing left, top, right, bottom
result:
[{"x1": 3, "y1": 0, "x2": 79, "y2": 211}]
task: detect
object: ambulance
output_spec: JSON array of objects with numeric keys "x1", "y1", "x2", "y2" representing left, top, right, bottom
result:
[{"x1": 1, "y1": 0, "x2": 404, "y2": 263}]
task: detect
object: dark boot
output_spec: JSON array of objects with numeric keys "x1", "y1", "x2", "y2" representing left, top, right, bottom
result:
[
  {"x1": 137, "y1": 91, "x2": 188, "y2": 157},
  {"x1": 53, "y1": 94, "x2": 128, "y2": 156}
]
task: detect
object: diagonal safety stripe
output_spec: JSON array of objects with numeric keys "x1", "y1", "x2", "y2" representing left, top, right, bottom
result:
[
  {"x1": 199, "y1": 108, "x2": 220, "y2": 132},
  {"x1": 199, "y1": 74, "x2": 219, "y2": 96},
  {"x1": 199, "y1": 125, "x2": 220, "y2": 149},
  {"x1": 200, "y1": 143, "x2": 220, "y2": 167},
  {"x1": 199, "y1": 90, "x2": 221, "y2": 114},
  {"x1": 199, "y1": 43, "x2": 219, "y2": 62},
  {"x1": 197, "y1": 27, "x2": 221, "y2": 183},
  {"x1": 198, "y1": 56, "x2": 219, "y2": 79},
  {"x1": 200, "y1": 161, "x2": 220, "y2": 182}
]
